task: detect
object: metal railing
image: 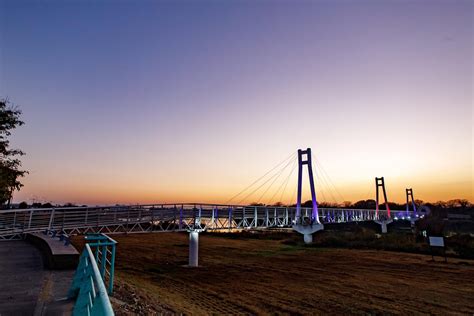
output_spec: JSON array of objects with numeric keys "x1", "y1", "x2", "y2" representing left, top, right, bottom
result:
[
  {"x1": 85, "y1": 234, "x2": 117, "y2": 295},
  {"x1": 68, "y1": 240, "x2": 114, "y2": 316},
  {"x1": 0, "y1": 203, "x2": 404, "y2": 239}
]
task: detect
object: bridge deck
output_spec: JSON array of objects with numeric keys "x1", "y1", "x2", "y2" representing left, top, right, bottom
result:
[{"x1": 1, "y1": 204, "x2": 399, "y2": 239}]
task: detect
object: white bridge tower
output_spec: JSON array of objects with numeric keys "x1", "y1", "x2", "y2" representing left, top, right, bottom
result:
[{"x1": 292, "y1": 148, "x2": 324, "y2": 243}]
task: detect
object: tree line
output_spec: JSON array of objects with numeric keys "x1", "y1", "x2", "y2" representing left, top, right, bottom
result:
[{"x1": 251, "y1": 198, "x2": 472, "y2": 210}]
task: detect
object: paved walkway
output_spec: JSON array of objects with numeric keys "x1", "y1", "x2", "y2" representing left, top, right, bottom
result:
[{"x1": 0, "y1": 241, "x2": 74, "y2": 316}]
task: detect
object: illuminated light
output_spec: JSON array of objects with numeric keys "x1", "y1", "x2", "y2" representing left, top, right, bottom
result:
[{"x1": 394, "y1": 217, "x2": 398, "y2": 220}]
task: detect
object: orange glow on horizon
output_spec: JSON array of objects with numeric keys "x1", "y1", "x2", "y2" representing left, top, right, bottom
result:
[{"x1": 13, "y1": 166, "x2": 473, "y2": 206}]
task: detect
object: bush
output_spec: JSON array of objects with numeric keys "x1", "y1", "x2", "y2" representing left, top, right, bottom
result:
[{"x1": 446, "y1": 234, "x2": 474, "y2": 259}]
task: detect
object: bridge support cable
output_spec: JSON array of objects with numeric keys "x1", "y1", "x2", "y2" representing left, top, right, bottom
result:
[
  {"x1": 225, "y1": 152, "x2": 295, "y2": 205},
  {"x1": 267, "y1": 158, "x2": 297, "y2": 206},
  {"x1": 236, "y1": 155, "x2": 296, "y2": 205},
  {"x1": 314, "y1": 157, "x2": 345, "y2": 202},
  {"x1": 363, "y1": 183, "x2": 374, "y2": 202},
  {"x1": 313, "y1": 160, "x2": 335, "y2": 204},
  {"x1": 313, "y1": 165, "x2": 331, "y2": 204},
  {"x1": 255, "y1": 156, "x2": 296, "y2": 205},
  {"x1": 289, "y1": 180, "x2": 297, "y2": 206}
]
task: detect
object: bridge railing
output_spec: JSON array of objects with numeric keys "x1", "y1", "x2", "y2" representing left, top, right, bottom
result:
[
  {"x1": 0, "y1": 204, "x2": 406, "y2": 238},
  {"x1": 68, "y1": 241, "x2": 114, "y2": 316}
]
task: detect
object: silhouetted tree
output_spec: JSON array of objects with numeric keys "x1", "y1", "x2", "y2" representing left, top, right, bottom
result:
[
  {"x1": 342, "y1": 201, "x2": 352, "y2": 208},
  {"x1": 434, "y1": 201, "x2": 447, "y2": 208},
  {"x1": 387, "y1": 202, "x2": 404, "y2": 210},
  {"x1": 318, "y1": 201, "x2": 339, "y2": 208},
  {"x1": 353, "y1": 199, "x2": 376, "y2": 209},
  {"x1": 458, "y1": 199, "x2": 471, "y2": 208},
  {"x1": 0, "y1": 99, "x2": 27, "y2": 208},
  {"x1": 446, "y1": 199, "x2": 471, "y2": 208},
  {"x1": 18, "y1": 201, "x2": 28, "y2": 209},
  {"x1": 414, "y1": 199, "x2": 424, "y2": 205}
]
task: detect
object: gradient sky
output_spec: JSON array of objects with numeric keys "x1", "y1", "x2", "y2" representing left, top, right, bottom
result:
[{"x1": 1, "y1": 0, "x2": 472, "y2": 206}]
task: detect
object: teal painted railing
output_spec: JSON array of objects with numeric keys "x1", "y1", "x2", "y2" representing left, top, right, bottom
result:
[
  {"x1": 68, "y1": 234, "x2": 117, "y2": 316},
  {"x1": 84, "y1": 234, "x2": 117, "y2": 295}
]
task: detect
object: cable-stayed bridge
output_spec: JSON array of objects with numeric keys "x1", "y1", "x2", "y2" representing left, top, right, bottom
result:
[
  {"x1": 0, "y1": 202, "x2": 422, "y2": 315},
  {"x1": 0, "y1": 147, "x2": 426, "y2": 315},
  {"x1": 0, "y1": 148, "x2": 423, "y2": 242}
]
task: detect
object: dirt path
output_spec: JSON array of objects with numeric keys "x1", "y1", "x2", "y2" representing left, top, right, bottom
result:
[{"x1": 79, "y1": 233, "x2": 474, "y2": 315}]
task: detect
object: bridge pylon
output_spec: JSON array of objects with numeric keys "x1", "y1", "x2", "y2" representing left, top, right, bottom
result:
[
  {"x1": 375, "y1": 177, "x2": 390, "y2": 218},
  {"x1": 292, "y1": 148, "x2": 323, "y2": 243},
  {"x1": 405, "y1": 188, "x2": 417, "y2": 217},
  {"x1": 374, "y1": 177, "x2": 392, "y2": 233}
]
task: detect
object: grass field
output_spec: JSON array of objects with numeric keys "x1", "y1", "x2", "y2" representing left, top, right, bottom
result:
[{"x1": 73, "y1": 231, "x2": 474, "y2": 315}]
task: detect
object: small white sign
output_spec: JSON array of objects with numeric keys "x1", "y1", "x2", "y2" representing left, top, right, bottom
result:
[{"x1": 429, "y1": 237, "x2": 444, "y2": 247}]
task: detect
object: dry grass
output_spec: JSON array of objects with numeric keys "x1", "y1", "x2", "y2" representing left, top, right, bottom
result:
[{"x1": 73, "y1": 232, "x2": 474, "y2": 315}]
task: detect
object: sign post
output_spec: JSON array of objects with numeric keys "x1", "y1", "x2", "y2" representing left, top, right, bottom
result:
[{"x1": 428, "y1": 236, "x2": 447, "y2": 262}]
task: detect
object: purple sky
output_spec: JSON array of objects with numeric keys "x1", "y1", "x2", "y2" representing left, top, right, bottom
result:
[{"x1": 1, "y1": 0, "x2": 472, "y2": 205}]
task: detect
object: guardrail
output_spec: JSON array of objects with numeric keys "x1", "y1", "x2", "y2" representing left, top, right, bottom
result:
[
  {"x1": 68, "y1": 243, "x2": 114, "y2": 316},
  {"x1": 0, "y1": 203, "x2": 401, "y2": 239},
  {"x1": 85, "y1": 234, "x2": 117, "y2": 294}
]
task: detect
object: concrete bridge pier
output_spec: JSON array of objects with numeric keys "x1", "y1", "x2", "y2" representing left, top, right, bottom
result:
[
  {"x1": 374, "y1": 219, "x2": 393, "y2": 234},
  {"x1": 293, "y1": 223, "x2": 324, "y2": 244},
  {"x1": 188, "y1": 230, "x2": 202, "y2": 267}
]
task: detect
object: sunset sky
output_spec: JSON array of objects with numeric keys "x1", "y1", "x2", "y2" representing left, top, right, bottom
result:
[{"x1": 1, "y1": 0, "x2": 472, "y2": 206}]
